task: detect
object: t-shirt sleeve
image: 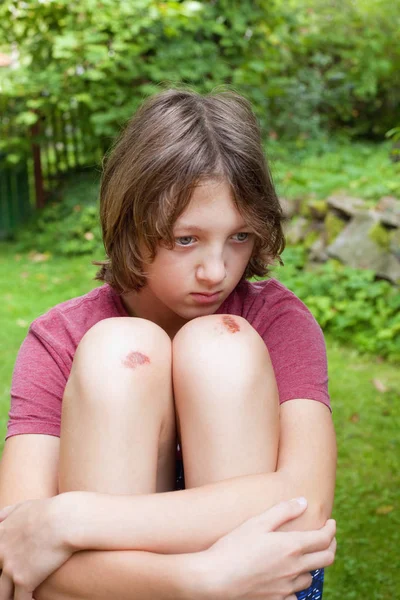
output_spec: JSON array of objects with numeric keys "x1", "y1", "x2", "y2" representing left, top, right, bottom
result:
[
  {"x1": 261, "y1": 292, "x2": 331, "y2": 410},
  {"x1": 6, "y1": 326, "x2": 69, "y2": 440}
]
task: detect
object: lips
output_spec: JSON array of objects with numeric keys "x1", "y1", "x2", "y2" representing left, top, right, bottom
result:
[{"x1": 190, "y1": 291, "x2": 222, "y2": 304}]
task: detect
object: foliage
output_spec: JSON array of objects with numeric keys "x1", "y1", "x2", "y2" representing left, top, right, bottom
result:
[
  {"x1": 273, "y1": 246, "x2": 400, "y2": 363},
  {"x1": 269, "y1": 137, "x2": 400, "y2": 201},
  {"x1": 17, "y1": 201, "x2": 103, "y2": 256},
  {"x1": 0, "y1": 0, "x2": 400, "y2": 166},
  {"x1": 16, "y1": 172, "x2": 104, "y2": 256}
]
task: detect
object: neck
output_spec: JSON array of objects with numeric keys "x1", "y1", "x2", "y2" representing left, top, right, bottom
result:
[{"x1": 121, "y1": 289, "x2": 188, "y2": 340}]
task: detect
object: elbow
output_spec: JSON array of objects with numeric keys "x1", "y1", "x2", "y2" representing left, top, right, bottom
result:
[{"x1": 299, "y1": 498, "x2": 334, "y2": 531}]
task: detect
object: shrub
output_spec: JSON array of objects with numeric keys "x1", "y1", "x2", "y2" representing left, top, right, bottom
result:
[{"x1": 273, "y1": 247, "x2": 400, "y2": 363}]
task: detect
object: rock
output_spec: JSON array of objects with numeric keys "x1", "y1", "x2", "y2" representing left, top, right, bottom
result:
[
  {"x1": 284, "y1": 216, "x2": 310, "y2": 245},
  {"x1": 375, "y1": 196, "x2": 400, "y2": 228},
  {"x1": 327, "y1": 194, "x2": 367, "y2": 217},
  {"x1": 307, "y1": 199, "x2": 328, "y2": 220},
  {"x1": 279, "y1": 197, "x2": 299, "y2": 219},
  {"x1": 327, "y1": 213, "x2": 400, "y2": 284},
  {"x1": 309, "y1": 236, "x2": 329, "y2": 263},
  {"x1": 324, "y1": 212, "x2": 346, "y2": 244},
  {"x1": 390, "y1": 229, "x2": 400, "y2": 259},
  {"x1": 303, "y1": 230, "x2": 320, "y2": 250}
]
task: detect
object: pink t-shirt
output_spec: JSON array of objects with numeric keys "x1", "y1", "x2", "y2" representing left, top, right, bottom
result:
[{"x1": 6, "y1": 278, "x2": 330, "y2": 443}]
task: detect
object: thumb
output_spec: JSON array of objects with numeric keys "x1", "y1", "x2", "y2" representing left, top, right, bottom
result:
[
  {"x1": 258, "y1": 497, "x2": 308, "y2": 532},
  {"x1": 0, "y1": 505, "x2": 17, "y2": 521}
]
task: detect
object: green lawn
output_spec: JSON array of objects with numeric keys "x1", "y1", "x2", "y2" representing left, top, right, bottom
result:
[{"x1": 1, "y1": 242, "x2": 399, "y2": 598}]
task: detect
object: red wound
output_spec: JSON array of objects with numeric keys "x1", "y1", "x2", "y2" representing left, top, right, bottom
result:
[
  {"x1": 122, "y1": 351, "x2": 151, "y2": 370},
  {"x1": 222, "y1": 315, "x2": 240, "y2": 333}
]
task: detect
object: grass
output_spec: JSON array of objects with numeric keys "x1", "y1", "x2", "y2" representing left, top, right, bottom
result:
[{"x1": 0, "y1": 241, "x2": 399, "y2": 599}]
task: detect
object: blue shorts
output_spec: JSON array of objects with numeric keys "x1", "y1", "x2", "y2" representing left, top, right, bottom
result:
[{"x1": 175, "y1": 460, "x2": 324, "y2": 600}]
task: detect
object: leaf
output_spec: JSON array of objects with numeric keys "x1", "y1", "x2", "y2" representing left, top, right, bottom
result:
[
  {"x1": 376, "y1": 505, "x2": 394, "y2": 515},
  {"x1": 349, "y1": 413, "x2": 360, "y2": 423},
  {"x1": 372, "y1": 378, "x2": 387, "y2": 393},
  {"x1": 15, "y1": 111, "x2": 38, "y2": 126},
  {"x1": 28, "y1": 252, "x2": 50, "y2": 263}
]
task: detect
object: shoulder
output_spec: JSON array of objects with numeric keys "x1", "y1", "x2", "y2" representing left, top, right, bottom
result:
[
  {"x1": 7, "y1": 285, "x2": 127, "y2": 441},
  {"x1": 29, "y1": 284, "x2": 126, "y2": 358},
  {"x1": 220, "y1": 278, "x2": 321, "y2": 337}
]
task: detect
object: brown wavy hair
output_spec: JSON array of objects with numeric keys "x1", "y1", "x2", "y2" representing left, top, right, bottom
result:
[{"x1": 94, "y1": 87, "x2": 285, "y2": 293}]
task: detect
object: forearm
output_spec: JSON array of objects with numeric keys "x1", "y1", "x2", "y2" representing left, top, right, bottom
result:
[
  {"x1": 67, "y1": 468, "x2": 331, "y2": 556},
  {"x1": 34, "y1": 548, "x2": 208, "y2": 600}
]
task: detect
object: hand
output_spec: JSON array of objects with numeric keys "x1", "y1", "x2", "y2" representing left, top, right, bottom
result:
[
  {"x1": 203, "y1": 498, "x2": 336, "y2": 600},
  {"x1": 0, "y1": 497, "x2": 74, "y2": 600}
]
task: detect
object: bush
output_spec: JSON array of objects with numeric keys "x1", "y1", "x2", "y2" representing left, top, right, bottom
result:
[
  {"x1": 16, "y1": 173, "x2": 104, "y2": 257},
  {"x1": 0, "y1": 0, "x2": 399, "y2": 164},
  {"x1": 273, "y1": 247, "x2": 400, "y2": 363}
]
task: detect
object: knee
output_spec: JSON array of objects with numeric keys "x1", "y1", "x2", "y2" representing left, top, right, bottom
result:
[
  {"x1": 68, "y1": 317, "x2": 172, "y2": 391},
  {"x1": 173, "y1": 314, "x2": 271, "y2": 373}
]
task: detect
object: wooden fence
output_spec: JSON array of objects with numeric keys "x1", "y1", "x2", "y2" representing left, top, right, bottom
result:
[{"x1": 0, "y1": 98, "x2": 103, "y2": 237}]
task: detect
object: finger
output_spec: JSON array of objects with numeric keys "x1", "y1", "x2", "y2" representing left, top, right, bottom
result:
[
  {"x1": 0, "y1": 570, "x2": 14, "y2": 600},
  {"x1": 257, "y1": 498, "x2": 308, "y2": 532},
  {"x1": 0, "y1": 506, "x2": 15, "y2": 521},
  {"x1": 14, "y1": 587, "x2": 33, "y2": 600},
  {"x1": 291, "y1": 518, "x2": 336, "y2": 554},
  {"x1": 302, "y1": 536, "x2": 337, "y2": 572},
  {"x1": 292, "y1": 571, "x2": 313, "y2": 593}
]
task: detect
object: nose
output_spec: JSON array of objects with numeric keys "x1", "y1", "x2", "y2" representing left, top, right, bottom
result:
[{"x1": 196, "y1": 250, "x2": 227, "y2": 287}]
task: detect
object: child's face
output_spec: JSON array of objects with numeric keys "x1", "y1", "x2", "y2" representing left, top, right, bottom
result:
[{"x1": 141, "y1": 178, "x2": 255, "y2": 322}]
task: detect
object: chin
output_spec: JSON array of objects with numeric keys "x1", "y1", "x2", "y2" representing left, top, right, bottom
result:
[{"x1": 176, "y1": 304, "x2": 219, "y2": 320}]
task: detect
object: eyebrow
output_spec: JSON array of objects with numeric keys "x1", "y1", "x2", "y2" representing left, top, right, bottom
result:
[{"x1": 174, "y1": 223, "x2": 249, "y2": 233}]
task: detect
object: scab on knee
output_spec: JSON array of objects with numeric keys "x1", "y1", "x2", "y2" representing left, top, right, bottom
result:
[
  {"x1": 73, "y1": 317, "x2": 170, "y2": 375},
  {"x1": 122, "y1": 351, "x2": 151, "y2": 370},
  {"x1": 221, "y1": 315, "x2": 240, "y2": 334}
]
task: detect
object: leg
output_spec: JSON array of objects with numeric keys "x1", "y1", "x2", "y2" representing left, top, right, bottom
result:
[
  {"x1": 172, "y1": 314, "x2": 279, "y2": 488},
  {"x1": 58, "y1": 317, "x2": 177, "y2": 495},
  {"x1": 173, "y1": 314, "x2": 323, "y2": 600}
]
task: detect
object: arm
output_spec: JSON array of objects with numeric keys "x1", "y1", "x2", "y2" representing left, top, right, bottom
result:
[
  {"x1": 0, "y1": 436, "x2": 203, "y2": 600},
  {"x1": 35, "y1": 498, "x2": 336, "y2": 600},
  {"x1": 66, "y1": 399, "x2": 336, "y2": 555},
  {"x1": 0, "y1": 435, "x2": 59, "y2": 507},
  {"x1": 34, "y1": 551, "x2": 203, "y2": 600},
  {"x1": 0, "y1": 434, "x2": 60, "y2": 575},
  {"x1": 1, "y1": 405, "x2": 335, "y2": 600}
]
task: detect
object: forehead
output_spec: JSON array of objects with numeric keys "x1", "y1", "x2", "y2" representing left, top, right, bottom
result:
[{"x1": 174, "y1": 179, "x2": 245, "y2": 229}]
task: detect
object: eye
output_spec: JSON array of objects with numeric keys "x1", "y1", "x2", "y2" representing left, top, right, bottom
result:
[
  {"x1": 175, "y1": 236, "x2": 195, "y2": 247},
  {"x1": 232, "y1": 232, "x2": 250, "y2": 242}
]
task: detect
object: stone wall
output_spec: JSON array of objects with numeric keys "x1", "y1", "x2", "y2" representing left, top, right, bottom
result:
[{"x1": 282, "y1": 195, "x2": 400, "y2": 284}]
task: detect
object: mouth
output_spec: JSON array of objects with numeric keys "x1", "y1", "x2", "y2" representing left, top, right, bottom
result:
[{"x1": 190, "y1": 291, "x2": 222, "y2": 304}]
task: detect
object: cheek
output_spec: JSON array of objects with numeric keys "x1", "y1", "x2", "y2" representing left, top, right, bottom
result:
[
  {"x1": 230, "y1": 246, "x2": 254, "y2": 271},
  {"x1": 153, "y1": 255, "x2": 189, "y2": 290}
]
